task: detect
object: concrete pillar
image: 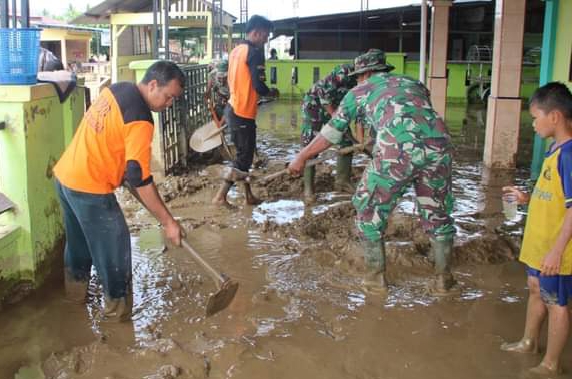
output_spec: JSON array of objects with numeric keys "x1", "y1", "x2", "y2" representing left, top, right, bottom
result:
[
  {"x1": 427, "y1": 0, "x2": 452, "y2": 118},
  {"x1": 483, "y1": 0, "x2": 526, "y2": 168},
  {"x1": 206, "y1": 13, "x2": 213, "y2": 60},
  {"x1": 60, "y1": 39, "x2": 67, "y2": 69},
  {"x1": 419, "y1": 0, "x2": 428, "y2": 84}
]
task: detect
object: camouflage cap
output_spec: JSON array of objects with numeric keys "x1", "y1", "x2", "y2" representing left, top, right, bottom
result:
[
  {"x1": 214, "y1": 60, "x2": 228, "y2": 79},
  {"x1": 349, "y1": 49, "x2": 395, "y2": 76},
  {"x1": 216, "y1": 59, "x2": 228, "y2": 73}
]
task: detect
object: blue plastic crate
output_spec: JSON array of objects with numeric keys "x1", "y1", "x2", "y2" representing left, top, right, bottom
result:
[{"x1": 0, "y1": 28, "x2": 41, "y2": 85}]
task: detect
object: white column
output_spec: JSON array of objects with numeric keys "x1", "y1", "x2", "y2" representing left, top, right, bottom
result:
[{"x1": 483, "y1": 0, "x2": 526, "y2": 168}]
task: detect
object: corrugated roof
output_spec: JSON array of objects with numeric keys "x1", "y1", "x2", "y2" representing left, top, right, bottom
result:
[
  {"x1": 72, "y1": 0, "x2": 236, "y2": 25},
  {"x1": 35, "y1": 22, "x2": 107, "y2": 33}
]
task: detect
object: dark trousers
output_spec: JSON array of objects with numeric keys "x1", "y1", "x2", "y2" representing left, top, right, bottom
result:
[
  {"x1": 55, "y1": 179, "x2": 131, "y2": 299},
  {"x1": 226, "y1": 105, "x2": 257, "y2": 172}
]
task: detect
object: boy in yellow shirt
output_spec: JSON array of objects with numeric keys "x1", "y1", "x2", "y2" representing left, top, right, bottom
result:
[{"x1": 502, "y1": 82, "x2": 572, "y2": 375}]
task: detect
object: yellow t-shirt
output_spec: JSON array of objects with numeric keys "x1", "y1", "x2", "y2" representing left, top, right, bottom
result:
[{"x1": 520, "y1": 140, "x2": 572, "y2": 274}]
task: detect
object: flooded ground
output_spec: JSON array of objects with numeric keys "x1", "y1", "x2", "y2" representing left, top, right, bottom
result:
[{"x1": 2, "y1": 101, "x2": 571, "y2": 379}]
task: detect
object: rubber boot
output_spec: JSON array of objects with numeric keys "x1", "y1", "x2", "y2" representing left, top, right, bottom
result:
[
  {"x1": 103, "y1": 294, "x2": 133, "y2": 322},
  {"x1": 212, "y1": 180, "x2": 233, "y2": 206},
  {"x1": 362, "y1": 239, "x2": 388, "y2": 294},
  {"x1": 303, "y1": 166, "x2": 316, "y2": 204},
  {"x1": 64, "y1": 272, "x2": 88, "y2": 304},
  {"x1": 335, "y1": 153, "x2": 355, "y2": 193},
  {"x1": 431, "y1": 238, "x2": 456, "y2": 294}
]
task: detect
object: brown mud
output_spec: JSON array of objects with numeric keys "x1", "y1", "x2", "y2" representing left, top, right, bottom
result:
[{"x1": 1, "y1": 102, "x2": 570, "y2": 379}]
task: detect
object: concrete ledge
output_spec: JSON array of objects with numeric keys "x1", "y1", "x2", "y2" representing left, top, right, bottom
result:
[
  {"x1": 0, "y1": 224, "x2": 20, "y2": 251},
  {"x1": 0, "y1": 84, "x2": 58, "y2": 103}
]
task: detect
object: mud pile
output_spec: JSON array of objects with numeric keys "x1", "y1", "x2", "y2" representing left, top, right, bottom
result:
[{"x1": 250, "y1": 182, "x2": 518, "y2": 275}]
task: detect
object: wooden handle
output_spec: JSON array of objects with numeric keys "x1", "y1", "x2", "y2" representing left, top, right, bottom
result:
[
  {"x1": 181, "y1": 240, "x2": 226, "y2": 287},
  {"x1": 256, "y1": 143, "x2": 366, "y2": 184},
  {"x1": 258, "y1": 168, "x2": 289, "y2": 183},
  {"x1": 205, "y1": 124, "x2": 227, "y2": 140},
  {"x1": 124, "y1": 183, "x2": 226, "y2": 287}
]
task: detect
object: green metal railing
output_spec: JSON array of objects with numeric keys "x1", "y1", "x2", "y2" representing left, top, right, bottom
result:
[{"x1": 160, "y1": 64, "x2": 210, "y2": 174}]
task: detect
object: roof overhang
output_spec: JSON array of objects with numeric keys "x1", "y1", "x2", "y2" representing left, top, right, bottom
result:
[{"x1": 73, "y1": 0, "x2": 236, "y2": 26}]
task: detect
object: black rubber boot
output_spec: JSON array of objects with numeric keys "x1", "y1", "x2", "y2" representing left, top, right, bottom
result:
[{"x1": 335, "y1": 153, "x2": 355, "y2": 193}]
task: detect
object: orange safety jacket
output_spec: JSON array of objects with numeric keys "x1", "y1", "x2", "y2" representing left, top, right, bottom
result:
[
  {"x1": 227, "y1": 41, "x2": 271, "y2": 119},
  {"x1": 54, "y1": 82, "x2": 154, "y2": 194}
]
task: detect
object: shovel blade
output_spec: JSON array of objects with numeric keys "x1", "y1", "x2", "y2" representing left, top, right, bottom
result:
[
  {"x1": 205, "y1": 279, "x2": 239, "y2": 317},
  {"x1": 190, "y1": 121, "x2": 223, "y2": 152}
]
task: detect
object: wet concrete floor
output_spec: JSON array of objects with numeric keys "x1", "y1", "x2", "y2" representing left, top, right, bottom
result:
[{"x1": 2, "y1": 101, "x2": 571, "y2": 379}]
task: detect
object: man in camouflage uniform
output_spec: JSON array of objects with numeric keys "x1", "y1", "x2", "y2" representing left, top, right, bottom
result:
[
  {"x1": 288, "y1": 49, "x2": 456, "y2": 294},
  {"x1": 205, "y1": 60, "x2": 230, "y2": 126},
  {"x1": 300, "y1": 63, "x2": 358, "y2": 202}
]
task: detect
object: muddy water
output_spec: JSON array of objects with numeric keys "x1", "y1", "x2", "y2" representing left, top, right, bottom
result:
[{"x1": 2, "y1": 101, "x2": 571, "y2": 379}]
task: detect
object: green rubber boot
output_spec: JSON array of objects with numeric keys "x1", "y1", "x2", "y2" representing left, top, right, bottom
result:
[
  {"x1": 335, "y1": 153, "x2": 355, "y2": 193},
  {"x1": 362, "y1": 239, "x2": 388, "y2": 294},
  {"x1": 432, "y1": 238, "x2": 456, "y2": 293},
  {"x1": 303, "y1": 166, "x2": 316, "y2": 204}
]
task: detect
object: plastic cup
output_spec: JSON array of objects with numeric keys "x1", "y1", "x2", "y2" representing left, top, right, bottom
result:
[{"x1": 502, "y1": 193, "x2": 518, "y2": 220}]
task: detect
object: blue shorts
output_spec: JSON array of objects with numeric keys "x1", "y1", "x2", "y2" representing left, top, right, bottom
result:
[{"x1": 527, "y1": 267, "x2": 572, "y2": 306}]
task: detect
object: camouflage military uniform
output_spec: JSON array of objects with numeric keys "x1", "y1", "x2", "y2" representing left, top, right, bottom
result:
[
  {"x1": 207, "y1": 61, "x2": 230, "y2": 120},
  {"x1": 320, "y1": 73, "x2": 455, "y2": 243},
  {"x1": 300, "y1": 64, "x2": 357, "y2": 147}
]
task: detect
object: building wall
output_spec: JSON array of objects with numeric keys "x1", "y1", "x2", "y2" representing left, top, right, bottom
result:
[
  {"x1": 266, "y1": 53, "x2": 406, "y2": 99},
  {"x1": 66, "y1": 40, "x2": 89, "y2": 63},
  {"x1": 552, "y1": 0, "x2": 572, "y2": 88},
  {"x1": 40, "y1": 28, "x2": 93, "y2": 65},
  {"x1": 265, "y1": 55, "x2": 538, "y2": 103},
  {"x1": 0, "y1": 85, "x2": 85, "y2": 303}
]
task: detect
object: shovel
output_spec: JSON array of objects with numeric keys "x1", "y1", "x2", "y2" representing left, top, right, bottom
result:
[
  {"x1": 221, "y1": 143, "x2": 365, "y2": 184},
  {"x1": 124, "y1": 184, "x2": 238, "y2": 317},
  {"x1": 189, "y1": 121, "x2": 228, "y2": 153}
]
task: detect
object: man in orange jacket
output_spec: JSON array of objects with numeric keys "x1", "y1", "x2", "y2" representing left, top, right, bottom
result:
[
  {"x1": 54, "y1": 61, "x2": 185, "y2": 321},
  {"x1": 212, "y1": 15, "x2": 279, "y2": 206}
]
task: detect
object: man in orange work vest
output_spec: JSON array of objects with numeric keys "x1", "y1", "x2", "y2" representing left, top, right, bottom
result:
[
  {"x1": 212, "y1": 15, "x2": 279, "y2": 206},
  {"x1": 53, "y1": 61, "x2": 185, "y2": 321}
]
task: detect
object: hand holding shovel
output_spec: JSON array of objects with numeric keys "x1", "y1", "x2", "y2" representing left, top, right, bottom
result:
[
  {"x1": 220, "y1": 144, "x2": 365, "y2": 184},
  {"x1": 125, "y1": 183, "x2": 238, "y2": 317}
]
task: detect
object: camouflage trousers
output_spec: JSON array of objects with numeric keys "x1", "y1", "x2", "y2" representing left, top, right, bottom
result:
[{"x1": 352, "y1": 135, "x2": 455, "y2": 243}]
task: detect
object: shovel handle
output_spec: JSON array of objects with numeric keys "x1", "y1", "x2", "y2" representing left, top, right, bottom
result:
[
  {"x1": 204, "y1": 124, "x2": 228, "y2": 140},
  {"x1": 181, "y1": 240, "x2": 226, "y2": 287},
  {"x1": 123, "y1": 183, "x2": 228, "y2": 288},
  {"x1": 257, "y1": 156, "x2": 325, "y2": 183},
  {"x1": 256, "y1": 143, "x2": 365, "y2": 184}
]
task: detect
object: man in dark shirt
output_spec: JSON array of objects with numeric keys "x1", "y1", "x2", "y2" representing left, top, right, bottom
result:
[{"x1": 212, "y1": 15, "x2": 279, "y2": 206}]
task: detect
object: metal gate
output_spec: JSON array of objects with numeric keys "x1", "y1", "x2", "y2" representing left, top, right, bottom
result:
[{"x1": 159, "y1": 64, "x2": 210, "y2": 175}]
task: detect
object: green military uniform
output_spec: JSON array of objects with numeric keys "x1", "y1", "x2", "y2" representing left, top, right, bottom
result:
[
  {"x1": 207, "y1": 60, "x2": 230, "y2": 120},
  {"x1": 320, "y1": 49, "x2": 456, "y2": 293},
  {"x1": 300, "y1": 64, "x2": 358, "y2": 200}
]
